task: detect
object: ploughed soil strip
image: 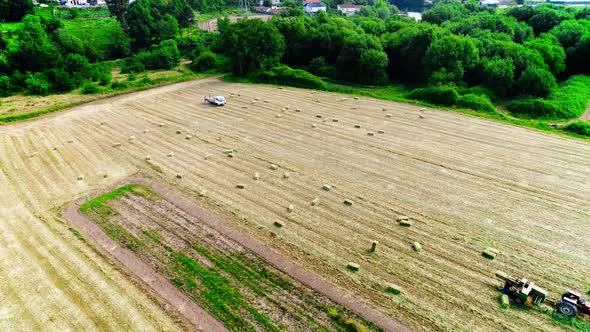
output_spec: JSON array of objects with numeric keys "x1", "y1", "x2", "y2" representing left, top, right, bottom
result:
[{"x1": 63, "y1": 177, "x2": 406, "y2": 331}]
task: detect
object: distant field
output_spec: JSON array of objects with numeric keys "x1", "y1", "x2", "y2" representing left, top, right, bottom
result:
[{"x1": 59, "y1": 17, "x2": 123, "y2": 59}]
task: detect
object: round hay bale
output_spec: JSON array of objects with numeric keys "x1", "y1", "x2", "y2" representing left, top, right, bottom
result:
[
  {"x1": 77, "y1": 175, "x2": 84, "y2": 181},
  {"x1": 145, "y1": 155, "x2": 151, "y2": 161},
  {"x1": 283, "y1": 171, "x2": 290, "y2": 179},
  {"x1": 128, "y1": 136, "x2": 135, "y2": 141},
  {"x1": 176, "y1": 130, "x2": 182, "y2": 134},
  {"x1": 236, "y1": 184, "x2": 245, "y2": 189},
  {"x1": 176, "y1": 174, "x2": 182, "y2": 179},
  {"x1": 311, "y1": 198, "x2": 319, "y2": 206},
  {"x1": 412, "y1": 242, "x2": 422, "y2": 252},
  {"x1": 167, "y1": 152, "x2": 174, "y2": 157},
  {"x1": 270, "y1": 164, "x2": 279, "y2": 170},
  {"x1": 347, "y1": 262, "x2": 360, "y2": 271}
]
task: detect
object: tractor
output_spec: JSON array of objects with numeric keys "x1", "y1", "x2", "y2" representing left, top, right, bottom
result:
[
  {"x1": 496, "y1": 271, "x2": 590, "y2": 319},
  {"x1": 556, "y1": 291, "x2": 590, "y2": 318},
  {"x1": 496, "y1": 271, "x2": 547, "y2": 307}
]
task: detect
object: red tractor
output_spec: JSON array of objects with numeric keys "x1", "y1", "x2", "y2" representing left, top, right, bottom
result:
[{"x1": 556, "y1": 291, "x2": 590, "y2": 318}]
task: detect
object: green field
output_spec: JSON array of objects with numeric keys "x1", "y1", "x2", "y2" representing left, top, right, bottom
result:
[{"x1": 58, "y1": 17, "x2": 125, "y2": 60}]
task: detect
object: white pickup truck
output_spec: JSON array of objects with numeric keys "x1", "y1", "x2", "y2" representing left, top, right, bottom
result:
[{"x1": 205, "y1": 95, "x2": 226, "y2": 106}]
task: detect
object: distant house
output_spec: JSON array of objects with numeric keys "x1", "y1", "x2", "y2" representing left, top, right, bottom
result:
[
  {"x1": 303, "y1": 0, "x2": 327, "y2": 15},
  {"x1": 337, "y1": 4, "x2": 362, "y2": 15},
  {"x1": 253, "y1": 5, "x2": 284, "y2": 14}
]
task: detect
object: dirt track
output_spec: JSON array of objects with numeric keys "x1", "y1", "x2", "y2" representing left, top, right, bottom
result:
[{"x1": 0, "y1": 77, "x2": 589, "y2": 331}]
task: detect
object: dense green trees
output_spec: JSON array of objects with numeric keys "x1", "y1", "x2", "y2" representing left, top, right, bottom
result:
[
  {"x1": 0, "y1": 0, "x2": 33, "y2": 22},
  {"x1": 219, "y1": 18, "x2": 285, "y2": 76}
]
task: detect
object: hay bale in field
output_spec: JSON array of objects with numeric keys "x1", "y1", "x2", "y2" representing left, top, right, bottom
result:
[
  {"x1": 223, "y1": 149, "x2": 233, "y2": 154},
  {"x1": 228, "y1": 153, "x2": 235, "y2": 158},
  {"x1": 347, "y1": 262, "x2": 360, "y2": 271},
  {"x1": 311, "y1": 198, "x2": 319, "y2": 206},
  {"x1": 295, "y1": 108, "x2": 302, "y2": 112},
  {"x1": 500, "y1": 294, "x2": 510, "y2": 309},
  {"x1": 274, "y1": 221, "x2": 284, "y2": 227},
  {"x1": 354, "y1": 97, "x2": 359, "y2": 100},
  {"x1": 419, "y1": 114, "x2": 425, "y2": 119},
  {"x1": 287, "y1": 204, "x2": 294, "y2": 212},
  {"x1": 343, "y1": 199, "x2": 354, "y2": 206},
  {"x1": 283, "y1": 171, "x2": 290, "y2": 179},
  {"x1": 176, "y1": 174, "x2": 182, "y2": 179},
  {"x1": 419, "y1": 107, "x2": 426, "y2": 112},
  {"x1": 351, "y1": 107, "x2": 358, "y2": 110},
  {"x1": 482, "y1": 248, "x2": 498, "y2": 260},
  {"x1": 367, "y1": 132, "x2": 375, "y2": 136},
  {"x1": 382, "y1": 108, "x2": 387, "y2": 112},
  {"x1": 385, "y1": 283, "x2": 403, "y2": 295},
  {"x1": 177, "y1": 130, "x2": 183, "y2": 135},
  {"x1": 145, "y1": 155, "x2": 151, "y2": 161},
  {"x1": 204, "y1": 154, "x2": 212, "y2": 160},
  {"x1": 316, "y1": 114, "x2": 323, "y2": 118},
  {"x1": 354, "y1": 125, "x2": 361, "y2": 128},
  {"x1": 159, "y1": 123, "x2": 164, "y2": 127},
  {"x1": 143, "y1": 129, "x2": 149, "y2": 134},
  {"x1": 255, "y1": 97, "x2": 260, "y2": 101},
  {"x1": 242, "y1": 106, "x2": 248, "y2": 109},
  {"x1": 370, "y1": 240, "x2": 379, "y2": 253},
  {"x1": 113, "y1": 143, "x2": 122, "y2": 148},
  {"x1": 236, "y1": 184, "x2": 245, "y2": 189},
  {"x1": 397, "y1": 215, "x2": 409, "y2": 221},
  {"x1": 29, "y1": 152, "x2": 38, "y2": 158},
  {"x1": 496, "y1": 271, "x2": 508, "y2": 280},
  {"x1": 185, "y1": 135, "x2": 192, "y2": 140},
  {"x1": 385, "y1": 114, "x2": 392, "y2": 118},
  {"x1": 128, "y1": 136, "x2": 135, "y2": 141},
  {"x1": 378, "y1": 130, "x2": 385, "y2": 134},
  {"x1": 77, "y1": 175, "x2": 84, "y2": 181},
  {"x1": 332, "y1": 118, "x2": 339, "y2": 122},
  {"x1": 67, "y1": 140, "x2": 74, "y2": 143},
  {"x1": 322, "y1": 184, "x2": 332, "y2": 191},
  {"x1": 399, "y1": 220, "x2": 412, "y2": 227},
  {"x1": 199, "y1": 189, "x2": 207, "y2": 197},
  {"x1": 312, "y1": 124, "x2": 317, "y2": 128},
  {"x1": 276, "y1": 114, "x2": 281, "y2": 118},
  {"x1": 270, "y1": 164, "x2": 279, "y2": 170},
  {"x1": 412, "y1": 242, "x2": 422, "y2": 252},
  {"x1": 103, "y1": 173, "x2": 108, "y2": 178},
  {"x1": 264, "y1": 100, "x2": 269, "y2": 103},
  {"x1": 167, "y1": 152, "x2": 174, "y2": 157},
  {"x1": 100, "y1": 121, "x2": 106, "y2": 126},
  {"x1": 53, "y1": 146, "x2": 59, "y2": 151},
  {"x1": 254, "y1": 172, "x2": 260, "y2": 180}
]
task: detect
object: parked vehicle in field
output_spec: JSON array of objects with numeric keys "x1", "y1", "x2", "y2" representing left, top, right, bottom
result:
[{"x1": 205, "y1": 94, "x2": 226, "y2": 106}]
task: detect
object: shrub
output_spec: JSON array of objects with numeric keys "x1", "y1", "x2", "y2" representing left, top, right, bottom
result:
[
  {"x1": 0, "y1": 75, "x2": 11, "y2": 96},
  {"x1": 406, "y1": 85, "x2": 459, "y2": 106},
  {"x1": 121, "y1": 56, "x2": 146, "y2": 73},
  {"x1": 80, "y1": 80, "x2": 100, "y2": 94},
  {"x1": 516, "y1": 66, "x2": 556, "y2": 97},
  {"x1": 506, "y1": 75, "x2": 590, "y2": 120},
  {"x1": 44, "y1": 68, "x2": 75, "y2": 92},
  {"x1": 110, "y1": 81, "x2": 129, "y2": 90},
  {"x1": 128, "y1": 72, "x2": 137, "y2": 81},
  {"x1": 564, "y1": 121, "x2": 590, "y2": 136},
  {"x1": 254, "y1": 66, "x2": 327, "y2": 90},
  {"x1": 457, "y1": 94, "x2": 496, "y2": 113},
  {"x1": 25, "y1": 72, "x2": 50, "y2": 95},
  {"x1": 190, "y1": 51, "x2": 217, "y2": 72},
  {"x1": 137, "y1": 39, "x2": 180, "y2": 70}
]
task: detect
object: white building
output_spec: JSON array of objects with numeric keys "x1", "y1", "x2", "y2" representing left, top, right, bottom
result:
[
  {"x1": 303, "y1": 0, "x2": 327, "y2": 15},
  {"x1": 336, "y1": 4, "x2": 362, "y2": 15}
]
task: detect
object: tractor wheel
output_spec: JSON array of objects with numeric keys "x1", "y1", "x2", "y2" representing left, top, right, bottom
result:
[
  {"x1": 514, "y1": 297, "x2": 524, "y2": 305},
  {"x1": 556, "y1": 302, "x2": 578, "y2": 318}
]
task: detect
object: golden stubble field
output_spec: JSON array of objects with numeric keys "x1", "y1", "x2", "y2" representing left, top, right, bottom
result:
[{"x1": 0, "y1": 77, "x2": 589, "y2": 331}]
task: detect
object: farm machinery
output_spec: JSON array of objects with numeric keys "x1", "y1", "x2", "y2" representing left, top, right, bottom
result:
[
  {"x1": 204, "y1": 94, "x2": 226, "y2": 106},
  {"x1": 495, "y1": 271, "x2": 590, "y2": 318}
]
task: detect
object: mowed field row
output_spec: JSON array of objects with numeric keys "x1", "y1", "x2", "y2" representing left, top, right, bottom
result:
[{"x1": 0, "y1": 77, "x2": 589, "y2": 331}]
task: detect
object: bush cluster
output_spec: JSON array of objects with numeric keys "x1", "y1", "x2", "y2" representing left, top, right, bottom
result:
[
  {"x1": 254, "y1": 65, "x2": 327, "y2": 90},
  {"x1": 457, "y1": 94, "x2": 496, "y2": 112},
  {"x1": 406, "y1": 85, "x2": 459, "y2": 106},
  {"x1": 564, "y1": 121, "x2": 590, "y2": 136},
  {"x1": 122, "y1": 39, "x2": 180, "y2": 73}
]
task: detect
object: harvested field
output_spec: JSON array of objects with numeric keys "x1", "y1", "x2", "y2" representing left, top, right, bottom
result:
[
  {"x1": 0, "y1": 77, "x2": 589, "y2": 331},
  {"x1": 71, "y1": 182, "x2": 383, "y2": 331}
]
